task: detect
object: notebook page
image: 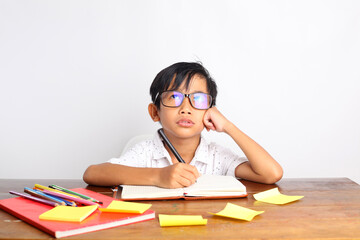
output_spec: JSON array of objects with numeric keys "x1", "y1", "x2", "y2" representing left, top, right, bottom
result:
[
  {"x1": 183, "y1": 175, "x2": 246, "y2": 196},
  {"x1": 120, "y1": 185, "x2": 184, "y2": 199}
]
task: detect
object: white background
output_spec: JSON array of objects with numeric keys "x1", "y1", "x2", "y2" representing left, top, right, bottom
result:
[{"x1": 1, "y1": 1, "x2": 359, "y2": 184}]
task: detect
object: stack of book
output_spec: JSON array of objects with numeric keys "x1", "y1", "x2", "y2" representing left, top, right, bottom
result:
[{"x1": 0, "y1": 185, "x2": 155, "y2": 238}]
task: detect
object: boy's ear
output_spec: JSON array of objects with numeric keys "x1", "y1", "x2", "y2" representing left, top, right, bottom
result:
[{"x1": 148, "y1": 103, "x2": 160, "y2": 122}]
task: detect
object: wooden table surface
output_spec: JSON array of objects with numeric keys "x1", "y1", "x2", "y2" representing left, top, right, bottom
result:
[{"x1": 0, "y1": 178, "x2": 359, "y2": 239}]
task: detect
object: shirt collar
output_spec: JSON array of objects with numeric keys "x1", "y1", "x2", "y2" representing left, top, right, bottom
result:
[{"x1": 152, "y1": 132, "x2": 209, "y2": 165}]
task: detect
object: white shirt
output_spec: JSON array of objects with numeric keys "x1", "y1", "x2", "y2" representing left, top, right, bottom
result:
[{"x1": 108, "y1": 133, "x2": 247, "y2": 177}]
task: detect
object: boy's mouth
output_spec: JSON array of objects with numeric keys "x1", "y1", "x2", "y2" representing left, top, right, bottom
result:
[{"x1": 177, "y1": 118, "x2": 194, "y2": 127}]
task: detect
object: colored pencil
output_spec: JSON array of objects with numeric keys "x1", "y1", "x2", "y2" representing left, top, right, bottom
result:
[
  {"x1": 9, "y1": 191, "x2": 59, "y2": 207},
  {"x1": 42, "y1": 190, "x2": 98, "y2": 206},
  {"x1": 34, "y1": 184, "x2": 80, "y2": 198},
  {"x1": 49, "y1": 185, "x2": 103, "y2": 204},
  {"x1": 49, "y1": 196, "x2": 77, "y2": 207},
  {"x1": 31, "y1": 188, "x2": 77, "y2": 207},
  {"x1": 24, "y1": 187, "x2": 66, "y2": 206}
]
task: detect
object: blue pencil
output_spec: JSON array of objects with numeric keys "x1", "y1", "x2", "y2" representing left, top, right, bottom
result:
[
  {"x1": 31, "y1": 188, "x2": 76, "y2": 207},
  {"x1": 25, "y1": 187, "x2": 66, "y2": 206}
]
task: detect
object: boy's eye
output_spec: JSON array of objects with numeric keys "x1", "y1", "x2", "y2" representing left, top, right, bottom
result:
[
  {"x1": 170, "y1": 94, "x2": 179, "y2": 99},
  {"x1": 193, "y1": 95, "x2": 202, "y2": 101},
  {"x1": 194, "y1": 93, "x2": 208, "y2": 102},
  {"x1": 192, "y1": 93, "x2": 208, "y2": 108}
]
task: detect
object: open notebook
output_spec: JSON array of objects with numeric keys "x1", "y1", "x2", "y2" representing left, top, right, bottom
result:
[{"x1": 119, "y1": 175, "x2": 247, "y2": 200}]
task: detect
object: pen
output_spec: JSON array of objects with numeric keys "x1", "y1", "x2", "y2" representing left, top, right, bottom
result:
[
  {"x1": 158, "y1": 128, "x2": 186, "y2": 163},
  {"x1": 48, "y1": 185, "x2": 103, "y2": 204},
  {"x1": 9, "y1": 191, "x2": 59, "y2": 207}
]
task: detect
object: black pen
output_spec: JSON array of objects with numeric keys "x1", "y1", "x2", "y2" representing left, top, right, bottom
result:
[{"x1": 158, "y1": 128, "x2": 186, "y2": 163}]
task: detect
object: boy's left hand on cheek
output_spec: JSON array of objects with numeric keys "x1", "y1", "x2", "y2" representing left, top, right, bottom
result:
[{"x1": 203, "y1": 107, "x2": 229, "y2": 132}]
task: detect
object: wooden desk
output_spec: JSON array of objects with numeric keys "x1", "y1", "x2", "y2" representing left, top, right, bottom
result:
[{"x1": 1, "y1": 178, "x2": 360, "y2": 239}]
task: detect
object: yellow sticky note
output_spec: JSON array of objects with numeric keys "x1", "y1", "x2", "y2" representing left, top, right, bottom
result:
[
  {"x1": 39, "y1": 205, "x2": 98, "y2": 222},
  {"x1": 253, "y1": 188, "x2": 304, "y2": 205},
  {"x1": 99, "y1": 200, "x2": 151, "y2": 214},
  {"x1": 209, "y1": 203, "x2": 264, "y2": 221},
  {"x1": 159, "y1": 214, "x2": 207, "y2": 227}
]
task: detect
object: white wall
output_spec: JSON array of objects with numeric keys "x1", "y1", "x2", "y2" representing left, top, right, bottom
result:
[{"x1": 1, "y1": 0, "x2": 359, "y2": 184}]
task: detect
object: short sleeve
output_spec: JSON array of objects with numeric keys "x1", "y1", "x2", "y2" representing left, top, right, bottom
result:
[
  {"x1": 210, "y1": 143, "x2": 247, "y2": 177},
  {"x1": 107, "y1": 141, "x2": 150, "y2": 167},
  {"x1": 225, "y1": 156, "x2": 247, "y2": 177}
]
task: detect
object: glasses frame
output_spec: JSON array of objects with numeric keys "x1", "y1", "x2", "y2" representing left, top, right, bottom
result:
[{"x1": 156, "y1": 90, "x2": 214, "y2": 110}]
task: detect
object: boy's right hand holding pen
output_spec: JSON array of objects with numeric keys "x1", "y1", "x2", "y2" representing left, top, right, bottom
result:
[
  {"x1": 156, "y1": 163, "x2": 199, "y2": 189},
  {"x1": 157, "y1": 128, "x2": 199, "y2": 189}
]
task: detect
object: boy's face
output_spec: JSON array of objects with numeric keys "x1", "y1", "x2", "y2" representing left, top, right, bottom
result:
[{"x1": 149, "y1": 74, "x2": 209, "y2": 142}]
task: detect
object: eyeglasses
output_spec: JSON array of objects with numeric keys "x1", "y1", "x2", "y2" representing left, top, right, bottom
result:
[{"x1": 156, "y1": 90, "x2": 213, "y2": 110}]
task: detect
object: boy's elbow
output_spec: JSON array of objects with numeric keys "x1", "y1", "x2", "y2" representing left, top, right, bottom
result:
[
  {"x1": 83, "y1": 165, "x2": 96, "y2": 185},
  {"x1": 264, "y1": 167, "x2": 283, "y2": 184}
]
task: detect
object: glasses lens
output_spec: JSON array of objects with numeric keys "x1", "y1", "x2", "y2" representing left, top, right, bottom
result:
[
  {"x1": 161, "y1": 91, "x2": 184, "y2": 107},
  {"x1": 191, "y1": 93, "x2": 212, "y2": 109}
]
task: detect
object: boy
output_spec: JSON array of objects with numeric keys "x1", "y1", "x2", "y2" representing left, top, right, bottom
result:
[{"x1": 83, "y1": 62, "x2": 283, "y2": 188}]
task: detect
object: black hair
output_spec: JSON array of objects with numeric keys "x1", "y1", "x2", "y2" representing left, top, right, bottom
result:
[{"x1": 150, "y1": 62, "x2": 218, "y2": 109}]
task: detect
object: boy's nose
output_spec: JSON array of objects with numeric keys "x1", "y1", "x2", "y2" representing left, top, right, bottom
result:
[{"x1": 179, "y1": 97, "x2": 192, "y2": 114}]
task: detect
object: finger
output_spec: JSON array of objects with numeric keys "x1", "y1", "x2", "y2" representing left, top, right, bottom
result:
[
  {"x1": 203, "y1": 118, "x2": 216, "y2": 131},
  {"x1": 203, "y1": 122, "x2": 210, "y2": 131},
  {"x1": 162, "y1": 164, "x2": 187, "y2": 188},
  {"x1": 176, "y1": 174, "x2": 196, "y2": 187},
  {"x1": 203, "y1": 111, "x2": 211, "y2": 124},
  {"x1": 167, "y1": 180, "x2": 185, "y2": 189},
  {"x1": 171, "y1": 164, "x2": 200, "y2": 187},
  {"x1": 190, "y1": 165, "x2": 200, "y2": 178},
  {"x1": 181, "y1": 166, "x2": 200, "y2": 183},
  {"x1": 181, "y1": 164, "x2": 200, "y2": 177},
  {"x1": 206, "y1": 123, "x2": 216, "y2": 131}
]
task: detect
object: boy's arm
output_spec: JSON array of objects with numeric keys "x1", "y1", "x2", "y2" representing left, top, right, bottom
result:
[
  {"x1": 203, "y1": 107, "x2": 283, "y2": 184},
  {"x1": 83, "y1": 162, "x2": 199, "y2": 188}
]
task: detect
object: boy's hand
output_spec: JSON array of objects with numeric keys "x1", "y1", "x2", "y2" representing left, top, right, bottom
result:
[
  {"x1": 157, "y1": 163, "x2": 199, "y2": 189},
  {"x1": 203, "y1": 107, "x2": 230, "y2": 133}
]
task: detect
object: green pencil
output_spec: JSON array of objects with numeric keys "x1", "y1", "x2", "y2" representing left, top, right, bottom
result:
[{"x1": 49, "y1": 185, "x2": 103, "y2": 204}]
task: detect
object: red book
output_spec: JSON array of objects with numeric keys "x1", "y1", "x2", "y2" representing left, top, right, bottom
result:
[{"x1": 0, "y1": 188, "x2": 155, "y2": 238}]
